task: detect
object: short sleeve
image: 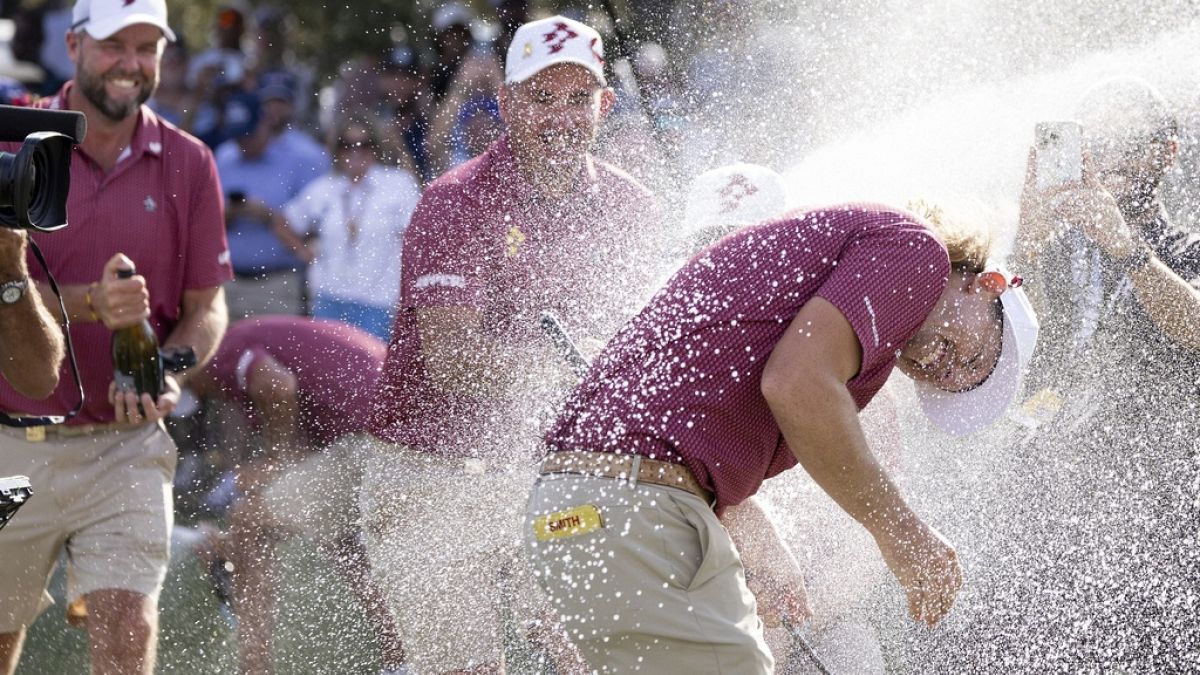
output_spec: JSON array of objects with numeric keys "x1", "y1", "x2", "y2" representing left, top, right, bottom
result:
[
  {"x1": 399, "y1": 186, "x2": 486, "y2": 310},
  {"x1": 183, "y1": 144, "x2": 234, "y2": 289},
  {"x1": 816, "y1": 218, "x2": 949, "y2": 392}
]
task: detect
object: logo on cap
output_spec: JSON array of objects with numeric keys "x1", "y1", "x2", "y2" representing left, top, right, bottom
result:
[
  {"x1": 717, "y1": 174, "x2": 759, "y2": 214},
  {"x1": 543, "y1": 22, "x2": 579, "y2": 54},
  {"x1": 589, "y1": 38, "x2": 604, "y2": 65}
]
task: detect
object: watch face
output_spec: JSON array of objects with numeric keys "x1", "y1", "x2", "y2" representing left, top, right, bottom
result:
[{"x1": 1, "y1": 284, "x2": 22, "y2": 304}]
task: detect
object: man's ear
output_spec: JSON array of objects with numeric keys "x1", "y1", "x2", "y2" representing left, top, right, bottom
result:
[
  {"x1": 598, "y1": 87, "x2": 616, "y2": 119},
  {"x1": 66, "y1": 30, "x2": 82, "y2": 64}
]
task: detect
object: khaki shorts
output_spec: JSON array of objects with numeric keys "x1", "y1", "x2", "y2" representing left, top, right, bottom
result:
[
  {"x1": 525, "y1": 473, "x2": 773, "y2": 674},
  {"x1": 358, "y1": 439, "x2": 538, "y2": 673},
  {"x1": 262, "y1": 433, "x2": 369, "y2": 542},
  {"x1": 0, "y1": 423, "x2": 176, "y2": 631}
]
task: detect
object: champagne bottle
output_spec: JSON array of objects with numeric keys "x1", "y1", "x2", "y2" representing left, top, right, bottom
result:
[{"x1": 110, "y1": 267, "x2": 163, "y2": 401}]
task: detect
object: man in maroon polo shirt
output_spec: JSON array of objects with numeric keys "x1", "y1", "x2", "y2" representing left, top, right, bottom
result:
[
  {"x1": 360, "y1": 15, "x2": 660, "y2": 674},
  {"x1": 526, "y1": 202, "x2": 1040, "y2": 673},
  {"x1": 0, "y1": 2, "x2": 232, "y2": 673},
  {"x1": 186, "y1": 316, "x2": 407, "y2": 675}
]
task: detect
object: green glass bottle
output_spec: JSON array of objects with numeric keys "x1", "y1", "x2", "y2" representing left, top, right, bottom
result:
[{"x1": 110, "y1": 267, "x2": 163, "y2": 401}]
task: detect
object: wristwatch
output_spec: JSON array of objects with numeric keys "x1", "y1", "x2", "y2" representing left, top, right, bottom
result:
[{"x1": 0, "y1": 278, "x2": 27, "y2": 305}]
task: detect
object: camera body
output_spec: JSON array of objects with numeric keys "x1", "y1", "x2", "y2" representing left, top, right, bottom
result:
[
  {"x1": 0, "y1": 104, "x2": 86, "y2": 232},
  {"x1": 0, "y1": 475, "x2": 33, "y2": 532},
  {"x1": 1035, "y1": 121, "x2": 1083, "y2": 191}
]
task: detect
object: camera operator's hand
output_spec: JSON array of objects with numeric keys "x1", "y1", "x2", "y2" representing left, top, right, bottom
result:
[
  {"x1": 1047, "y1": 152, "x2": 1141, "y2": 260},
  {"x1": 1017, "y1": 148, "x2": 1057, "y2": 252},
  {"x1": 95, "y1": 253, "x2": 151, "y2": 329},
  {"x1": 108, "y1": 373, "x2": 180, "y2": 424}
]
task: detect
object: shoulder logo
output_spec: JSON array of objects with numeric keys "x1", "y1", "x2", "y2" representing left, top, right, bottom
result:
[{"x1": 505, "y1": 225, "x2": 526, "y2": 258}]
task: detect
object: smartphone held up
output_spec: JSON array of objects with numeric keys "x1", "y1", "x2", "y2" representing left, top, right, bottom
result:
[{"x1": 1034, "y1": 121, "x2": 1083, "y2": 190}]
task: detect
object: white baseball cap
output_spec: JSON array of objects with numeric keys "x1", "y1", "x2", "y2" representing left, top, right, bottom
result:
[
  {"x1": 914, "y1": 267, "x2": 1040, "y2": 436},
  {"x1": 684, "y1": 163, "x2": 789, "y2": 229},
  {"x1": 505, "y1": 16, "x2": 606, "y2": 87},
  {"x1": 72, "y1": 0, "x2": 176, "y2": 42}
]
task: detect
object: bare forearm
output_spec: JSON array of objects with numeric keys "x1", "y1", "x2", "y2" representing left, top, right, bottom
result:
[
  {"x1": 164, "y1": 286, "x2": 228, "y2": 379},
  {"x1": 723, "y1": 498, "x2": 799, "y2": 577},
  {"x1": 0, "y1": 233, "x2": 64, "y2": 398},
  {"x1": 768, "y1": 378, "x2": 917, "y2": 540},
  {"x1": 1129, "y1": 258, "x2": 1200, "y2": 352},
  {"x1": 439, "y1": 333, "x2": 567, "y2": 397}
]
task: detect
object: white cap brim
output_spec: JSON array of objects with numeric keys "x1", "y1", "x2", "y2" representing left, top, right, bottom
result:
[{"x1": 915, "y1": 282, "x2": 1040, "y2": 436}]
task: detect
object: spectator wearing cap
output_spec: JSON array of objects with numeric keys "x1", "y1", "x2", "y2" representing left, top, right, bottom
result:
[
  {"x1": 187, "y1": 3, "x2": 248, "y2": 91},
  {"x1": 276, "y1": 119, "x2": 421, "y2": 340},
  {"x1": 375, "y1": 44, "x2": 432, "y2": 182},
  {"x1": 0, "y1": 0, "x2": 233, "y2": 671},
  {"x1": 359, "y1": 15, "x2": 661, "y2": 674},
  {"x1": 214, "y1": 91, "x2": 330, "y2": 319},
  {"x1": 1000, "y1": 76, "x2": 1200, "y2": 666},
  {"x1": 147, "y1": 40, "x2": 193, "y2": 127},
  {"x1": 246, "y1": 5, "x2": 317, "y2": 129},
  {"x1": 526, "y1": 200, "x2": 1039, "y2": 672},
  {"x1": 424, "y1": 2, "x2": 504, "y2": 175},
  {"x1": 257, "y1": 70, "x2": 324, "y2": 161},
  {"x1": 429, "y1": 1, "x2": 479, "y2": 101}
]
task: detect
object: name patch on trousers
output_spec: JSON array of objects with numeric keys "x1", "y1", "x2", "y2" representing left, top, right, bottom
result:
[{"x1": 533, "y1": 504, "x2": 604, "y2": 541}]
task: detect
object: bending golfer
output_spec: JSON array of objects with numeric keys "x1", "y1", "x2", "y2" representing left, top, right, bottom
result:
[{"x1": 525, "y1": 202, "x2": 1039, "y2": 673}]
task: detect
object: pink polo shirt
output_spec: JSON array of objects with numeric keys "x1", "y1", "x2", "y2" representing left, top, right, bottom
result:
[
  {"x1": 0, "y1": 84, "x2": 232, "y2": 424},
  {"x1": 545, "y1": 204, "x2": 950, "y2": 510},
  {"x1": 370, "y1": 136, "x2": 659, "y2": 456},
  {"x1": 204, "y1": 317, "x2": 384, "y2": 446}
]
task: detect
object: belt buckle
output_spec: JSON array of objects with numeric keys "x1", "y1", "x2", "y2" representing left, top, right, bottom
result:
[{"x1": 25, "y1": 426, "x2": 46, "y2": 442}]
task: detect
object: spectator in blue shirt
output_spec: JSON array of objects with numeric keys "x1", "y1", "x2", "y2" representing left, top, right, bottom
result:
[{"x1": 214, "y1": 92, "x2": 329, "y2": 318}]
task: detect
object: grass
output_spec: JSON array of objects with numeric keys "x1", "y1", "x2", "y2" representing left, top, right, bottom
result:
[{"x1": 16, "y1": 533, "x2": 382, "y2": 674}]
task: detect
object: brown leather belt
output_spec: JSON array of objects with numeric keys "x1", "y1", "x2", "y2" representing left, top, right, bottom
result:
[
  {"x1": 540, "y1": 450, "x2": 713, "y2": 504},
  {"x1": 2, "y1": 420, "x2": 148, "y2": 442}
]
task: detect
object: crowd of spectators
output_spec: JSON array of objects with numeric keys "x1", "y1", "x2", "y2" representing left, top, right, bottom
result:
[{"x1": 0, "y1": 0, "x2": 801, "y2": 525}]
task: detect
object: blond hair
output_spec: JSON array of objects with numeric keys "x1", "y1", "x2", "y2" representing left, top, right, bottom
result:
[{"x1": 906, "y1": 198, "x2": 995, "y2": 273}]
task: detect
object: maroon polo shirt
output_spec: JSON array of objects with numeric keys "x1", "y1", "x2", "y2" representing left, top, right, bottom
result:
[
  {"x1": 370, "y1": 136, "x2": 659, "y2": 456},
  {"x1": 545, "y1": 204, "x2": 951, "y2": 511},
  {"x1": 0, "y1": 84, "x2": 233, "y2": 424},
  {"x1": 203, "y1": 316, "x2": 385, "y2": 446}
]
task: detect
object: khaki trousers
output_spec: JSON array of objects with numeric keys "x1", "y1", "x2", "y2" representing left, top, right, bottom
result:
[{"x1": 525, "y1": 473, "x2": 774, "y2": 674}]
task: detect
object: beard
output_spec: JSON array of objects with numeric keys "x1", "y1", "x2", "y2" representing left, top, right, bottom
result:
[{"x1": 76, "y1": 57, "x2": 156, "y2": 122}]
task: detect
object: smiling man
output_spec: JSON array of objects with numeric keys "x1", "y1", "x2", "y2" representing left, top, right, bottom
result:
[
  {"x1": 360, "y1": 15, "x2": 660, "y2": 674},
  {"x1": 0, "y1": 1, "x2": 231, "y2": 673},
  {"x1": 525, "y1": 201, "x2": 1039, "y2": 673}
]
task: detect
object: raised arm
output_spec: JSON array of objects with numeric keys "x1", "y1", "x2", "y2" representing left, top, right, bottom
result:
[
  {"x1": 416, "y1": 305, "x2": 572, "y2": 399},
  {"x1": 760, "y1": 296, "x2": 963, "y2": 626}
]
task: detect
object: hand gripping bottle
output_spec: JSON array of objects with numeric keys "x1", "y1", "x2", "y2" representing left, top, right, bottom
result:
[{"x1": 110, "y1": 267, "x2": 163, "y2": 401}]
